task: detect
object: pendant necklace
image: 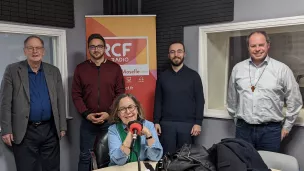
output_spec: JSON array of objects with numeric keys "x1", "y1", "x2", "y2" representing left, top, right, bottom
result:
[{"x1": 249, "y1": 60, "x2": 269, "y2": 92}]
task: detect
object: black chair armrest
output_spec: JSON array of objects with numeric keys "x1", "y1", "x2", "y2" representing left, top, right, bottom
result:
[{"x1": 91, "y1": 130, "x2": 110, "y2": 170}]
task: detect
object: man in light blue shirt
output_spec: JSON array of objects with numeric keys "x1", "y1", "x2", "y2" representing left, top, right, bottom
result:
[{"x1": 227, "y1": 31, "x2": 303, "y2": 152}]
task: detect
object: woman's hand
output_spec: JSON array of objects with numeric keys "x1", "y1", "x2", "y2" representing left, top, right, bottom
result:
[
  {"x1": 141, "y1": 126, "x2": 152, "y2": 138},
  {"x1": 141, "y1": 126, "x2": 155, "y2": 147}
]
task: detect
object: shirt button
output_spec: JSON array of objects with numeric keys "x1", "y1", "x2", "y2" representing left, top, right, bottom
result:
[{"x1": 25, "y1": 116, "x2": 28, "y2": 119}]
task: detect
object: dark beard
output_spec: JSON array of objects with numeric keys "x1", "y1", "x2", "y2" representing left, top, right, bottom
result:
[
  {"x1": 89, "y1": 51, "x2": 104, "y2": 60},
  {"x1": 170, "y1": 57, "x2": 184, "y2": 67}
]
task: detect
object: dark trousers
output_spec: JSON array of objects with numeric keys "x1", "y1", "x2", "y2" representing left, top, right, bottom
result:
[
  {"x1": 12, "y1": 120, "x2": 60, "y2": 171},
  {"x1": 235, "y1": 119, "x2": 282, "y2": 152},
  {"x1": 78, "y1": 119, "x2": 110, "y2": 171},
  {"x1": 160, "y1": 121, "x2": 194, "y2": 155}
]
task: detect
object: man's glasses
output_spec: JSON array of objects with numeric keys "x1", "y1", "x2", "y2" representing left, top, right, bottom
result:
[
  {"x1": 89, "y1": 45, "x2": 105, "y2": 50},
  {"x1": 25, "y1": 46, "x2": 44, "y2": 52},
  {"x1": 118, "y1": 105, "x2": 137, "y2": 114},
  {"x1": 169, "y1": 50, "x2": 184, "y2": 55}
]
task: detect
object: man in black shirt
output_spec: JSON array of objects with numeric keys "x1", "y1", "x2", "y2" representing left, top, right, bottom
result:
[{"x1": 154, "y1": 42, "x2": 205, "y2": 154}]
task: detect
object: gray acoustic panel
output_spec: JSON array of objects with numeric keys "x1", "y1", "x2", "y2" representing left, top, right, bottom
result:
[
  {"x1": 142, "y1": 0, "x2": 234, "y2": 74},
  {"x1": 0, "y1": 0, "x2": 74, "y2": 28}
]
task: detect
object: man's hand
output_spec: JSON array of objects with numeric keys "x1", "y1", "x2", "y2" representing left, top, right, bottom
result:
[
  {"x1": 60, "y1": 131, "x2": 66, "y2": 138},
  {"x1": 191, "y1": 124, "x2": 201, "y2": 136},
  {"x1": 99, "y1": 112, "x2": 109, "y2": 121},
  {"x1": 86, "y1": 113, "x2": 100, "y2": 123},
  {"x1": 2, "y1": 134, "x2": 14, "y2": 146},
  {"x1": 281, "y1": 128, "x2": 289, "y2": 141},
  {"x1": 92, "y1": 112, "x2": 109, "y2": 124},
  {"x1": 154, "y1": 124, "x2": 161, "y2": 136}
]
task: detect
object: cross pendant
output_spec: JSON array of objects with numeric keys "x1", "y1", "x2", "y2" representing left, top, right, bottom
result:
[{"x1": 251, "y1": 86, "x2": 255, "y2": 92}]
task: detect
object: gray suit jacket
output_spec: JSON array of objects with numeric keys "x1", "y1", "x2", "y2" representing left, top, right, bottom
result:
[{"x1": 0, "y1": 60, "x2": 67, "y2": 144}]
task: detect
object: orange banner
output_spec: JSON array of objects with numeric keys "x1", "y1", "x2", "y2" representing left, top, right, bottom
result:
[{"x1": 85, "y1": 15, "x2": 157, "y2": 121}]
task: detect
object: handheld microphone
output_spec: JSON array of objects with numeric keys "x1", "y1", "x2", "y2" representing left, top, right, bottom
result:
[
  {"x1": 127, "y1": 120, "x2": 143, "y2": 171},
  {"x1": 128, "y1": 120, "x2": 143, "y2": 140}
]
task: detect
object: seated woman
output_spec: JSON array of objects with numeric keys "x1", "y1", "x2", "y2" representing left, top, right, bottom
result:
[{"x1": 108, "y1": 93, "x2": 163, "y2": 166}]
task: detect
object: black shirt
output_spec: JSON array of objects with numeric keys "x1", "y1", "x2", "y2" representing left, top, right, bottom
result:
[{"x1": 153, "y1": 65, "x2": 205, "y2": 125}]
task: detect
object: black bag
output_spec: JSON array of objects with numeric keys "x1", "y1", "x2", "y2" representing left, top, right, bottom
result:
[
  {"x1": 156, "y1": 144, "x2": 216, "y2": 171},
  {"x1": 208, "y1": 138, "x2": 270, "y2": 171}
]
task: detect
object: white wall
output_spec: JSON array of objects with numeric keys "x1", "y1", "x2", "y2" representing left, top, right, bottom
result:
[
  {"x1": 207, "y1": 33, "x2": 229, "y2": 110},
  {"x1": 234, "y1": 0, "x2": 304, "y2": 22}
]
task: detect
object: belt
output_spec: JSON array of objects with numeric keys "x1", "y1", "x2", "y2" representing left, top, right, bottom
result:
[
  {"x1": 28, "y1": 120, "x2": 51, "y2": 127},
  {"x1": 238, "y1": 119, "x2": 282, "y2": 126}
]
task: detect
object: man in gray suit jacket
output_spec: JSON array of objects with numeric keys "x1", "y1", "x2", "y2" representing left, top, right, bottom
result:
[{"x1": 0, "y1": 35, "x2": 67, "y2": 171}]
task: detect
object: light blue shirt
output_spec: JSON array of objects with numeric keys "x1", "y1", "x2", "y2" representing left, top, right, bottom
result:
[
  {"x1": 108, "y1": 120, "x2": 163, "y2": 166},
  {"x1": 227, "y1": 56, "x2": 303, "y2": 131}
]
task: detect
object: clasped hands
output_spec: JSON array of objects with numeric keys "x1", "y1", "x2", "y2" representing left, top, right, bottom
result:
[{"x1": 86, "y1": 112, "x2": 109, "y2": 124}]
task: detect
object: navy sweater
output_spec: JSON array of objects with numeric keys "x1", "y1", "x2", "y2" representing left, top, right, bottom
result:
[{"x1": 153, "y1": 65, "x2": 205, "y2": 125}]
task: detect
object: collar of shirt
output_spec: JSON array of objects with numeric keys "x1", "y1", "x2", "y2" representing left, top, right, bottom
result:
[
  {"x1": 122, "y1": 124, "x2": 127, "y2": 129},
  {"x1": 88, "y1": 58, "x2": 108, "y2": 67},
  {"x1": 28, "y1": 63, "x2": 43, "y2": 73},
  {"x1": 249, "y1": 56, "x2": 270, "y2": 67},
  {"x1": 170, "y1": 64, "x2": 187, "y2": 74},
  {"x1": 122, "y1": 124, "x2": 129, "y2": 132}
]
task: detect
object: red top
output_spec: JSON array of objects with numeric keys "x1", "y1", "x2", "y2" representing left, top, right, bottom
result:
[{"x1": 72, "y1": 59, "x2": 125, "y2": 117}]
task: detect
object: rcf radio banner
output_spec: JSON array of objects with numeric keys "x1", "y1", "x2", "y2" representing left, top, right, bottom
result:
[{"x1": 85, "y1": 15, "x2": 157, "y2": 121}]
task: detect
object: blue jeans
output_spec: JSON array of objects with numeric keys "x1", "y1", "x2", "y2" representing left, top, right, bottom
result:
[
  {"x1": 78, "y1": 119, "x2": 110, "y2": 171},
  {"x1": 235, "y1": 119, "x2": 282, "y2": 152}
]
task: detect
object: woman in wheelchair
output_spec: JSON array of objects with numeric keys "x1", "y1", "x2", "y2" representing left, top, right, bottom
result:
[{"x1": 108, "y1": 93, "x2": 163, "y2": 166}]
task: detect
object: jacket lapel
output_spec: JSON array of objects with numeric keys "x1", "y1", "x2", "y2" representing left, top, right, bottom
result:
[
  {"x1": 18, "y1": 60, "x2": 30, "y2": 101},
  {"x1": 43, "y1": 63, "x2": 55, "y2": 99}
]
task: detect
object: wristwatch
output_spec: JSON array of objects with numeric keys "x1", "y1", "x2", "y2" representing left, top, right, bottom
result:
[{"x1": 146, "y1": 135, "x2": 153, "y2": 140}]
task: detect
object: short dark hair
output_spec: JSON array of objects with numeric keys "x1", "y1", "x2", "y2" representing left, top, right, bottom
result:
[
  {"x1": 87, "y1": 33, "x2": 106, "y2": 47},
  {"x1": 24, "y1": 35, "x2": 44, "y2": 47},
  {"x1": 168, "y1": 41, "x2": 186, "y2": 52},
  {"x1": 246, "y1": 31, "x2": 271, "y2": 47}
]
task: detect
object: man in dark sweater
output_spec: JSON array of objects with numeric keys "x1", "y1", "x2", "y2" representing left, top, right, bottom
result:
[
  {"x1": 72, "y1": 34, "x2": 125, "y2": 171},
  {"x1": 154, "y1": 42, "x2": 205, "y2": 154}
]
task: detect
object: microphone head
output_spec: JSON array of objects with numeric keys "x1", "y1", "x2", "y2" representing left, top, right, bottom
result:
[
  {"x1": 128, "y1": 120, "x2": 143, "y2": 135},
  {"x1": 127, "y1": 120, "x2": 143, "y2": 127}
]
